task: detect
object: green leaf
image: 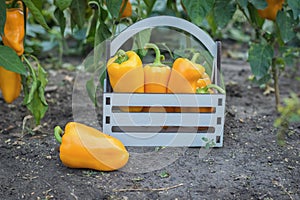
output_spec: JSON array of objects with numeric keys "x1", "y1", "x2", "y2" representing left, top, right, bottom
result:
[
  {"x1": 250, "y1": 0, "x2": 267, "y2": 9},
  {"x1": 206, "y1": 11, "x2": 218, "y2": 35},
  {"x1": 23, "y1": 0, "x2": 50, "y2": 30},
  {"x1": 236, "y1": 0, "x2": 248, "y2": 8},
  {"x1": 276, "y1": 11, "x2": 296, "y2": 43},
  {"x1": 287, "y1": 0, "x2": 300, "y2": 19},
  {"x1": 25, "y1": 82, "x2": 48, "y2": 125},
  {"x1": 253, "y1": 74, "x2": 271, "y2": 85},
  {"x1": 37, "y1": 61, "x2": 48, "y2": 89},
  {"x1": 143, "y1": 0, "x2": 156, "y2": 14},
  {"x1": 159, "y1": 171, "x2": 170, "y2": 178},
  {"x1": 0, "y1": 46, "x2": 26, "y2": 75},
  {"x1": 0, "y1": 0, "x2": 6, "y2": 35},
  {"x1": 106, "y1": 0, "x2": 122, "y2": 19},
  {"x1": 132, "y1": 29, "x2": 152, "y2": 58},
  {"x1": 182, "y1": 0, "x2": 214, "y2": 26},
  {"x1": 95, "y1": 22, "x2": 111, "y2": 45},
  {"x1": 70, "y1": 0, "x2": 87, "y2": 29},
  {"x1": 54, "y1": 8, "x2": 66, "y2": 35},
  {"x1": 213, "y1": 0, "x2": 236, "y2": 28},
  {"x1": 248, "y1": 43, "x2": 274, "y2": 79},
  {"x1": 32, "y1": 0, "x2": 42, "y2": 10},
  {"x1": 100, "y1": 4, "x2": 109, "y2": 21},
  {"x1": 248, "y1": 2, "x2": 264, "y2": 28},
  {"x1": 54, "y1": 0, "x2": 72, "y2": 11},
  {"x1": 25, "y1": 80, "x2": 38, "y2": 105},
  {"x1": 23, "y1": 58, "x2": 48, "y2": 125},
  {"x1": 86, "y1": 77, "x2": 97, "y2": 106}
]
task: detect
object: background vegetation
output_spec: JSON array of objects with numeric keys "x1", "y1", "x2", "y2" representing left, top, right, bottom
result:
[{"x1": 0, "y1": 0, "x2": 299, "y2": 145}]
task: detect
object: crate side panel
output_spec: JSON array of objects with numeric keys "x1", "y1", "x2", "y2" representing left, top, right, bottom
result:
[
  {"x1": 110, "y1": 113, "x2": 217, "y2": 127},
  {"x1": 108, "y1": 132, "x2": 221, "y2": 147}
]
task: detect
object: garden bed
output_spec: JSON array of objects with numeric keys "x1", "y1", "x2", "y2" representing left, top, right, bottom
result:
[{"x1": 0, "y1": 58, "x2": 299, "y2": 199}]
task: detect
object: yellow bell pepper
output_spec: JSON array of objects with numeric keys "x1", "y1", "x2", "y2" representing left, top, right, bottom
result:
[
  {"x1": 0, "y1": 66, "x2": 21, "y2": 103},
  {"x1": 107, "y1": 50, "x2": 144, "y2": 112},
  {"x1": 54, "y1": 122, "x2": 129, "y2": 171}
]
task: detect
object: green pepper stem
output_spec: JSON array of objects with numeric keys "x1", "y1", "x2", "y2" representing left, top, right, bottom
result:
[
  {"x1": 196, "y1": 84, "x2": 225, "y2": 94},
  {"x1": 206, "y1": 84, "x2": 226, "y2": 94},
  {"x1": 144, "y1": 43, "x2": 163, "y2": 66},
  {"x1": 114, "y1": 49, "x2": 129, "y2": 64},
  {"x1": 191, "y1": 53, "x2": 200, "y2": 63},
  {"x1": 54, "y1": 126, "x2": 63, "y2": 144}
]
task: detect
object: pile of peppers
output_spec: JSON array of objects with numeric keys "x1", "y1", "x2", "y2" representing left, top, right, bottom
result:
[
  {"x1": 0, "y1": 1, "x2": 25, "y2": 103},
  {"x1": 107, "y1": 43, "x2": 225, "y2": 113}
]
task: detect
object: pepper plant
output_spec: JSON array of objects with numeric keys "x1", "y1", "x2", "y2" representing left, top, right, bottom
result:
[
  {"x1": 48, "y1": 0, "x2": 300, "y2": 107},
  {"x1": 1, "y1": 0, "x2": 299, "y2": 139},
  {"x1": 0, "y1": 0, "x2": 49, "y2": 125}
]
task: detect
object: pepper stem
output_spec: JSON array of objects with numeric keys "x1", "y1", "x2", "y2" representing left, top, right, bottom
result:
[
  {"x1": 114, "y1": 49, "x2": 129, "y2": 64},
  {"x1": 197, "y1": 84, "x2": 226, "y2": 94},
  {"x1": 144, "y1": 43, "x2": 163, "y2": 66},
  {"x1": 54, "y1": 126, "x2": 63, "y2": 144},
  {"x1": 191, "y1": 53, "x2": 200, "y2": 63},
  {"x1": 206, "y1": 84, "x2": 226, "y2": 94}
]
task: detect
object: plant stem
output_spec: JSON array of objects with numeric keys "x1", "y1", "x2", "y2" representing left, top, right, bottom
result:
[
  {"x1": 191, "y1": 53, "x2": 200, "y2": 63},
  {"x1": 272, "y1": 58, "x2": 280, "y2": 111},
  {"x1": 22, "y1": 55, "x2": 37, "y2": 81},
  {"x1": 54, "y1": 126, "x2": 63, "y2": 144}
]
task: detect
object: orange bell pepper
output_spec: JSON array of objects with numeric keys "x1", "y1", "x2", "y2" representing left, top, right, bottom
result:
[
  {"x1": 257, "y1": 0, "x2": 285, "y2": 21},
  {"x1": 54, "y1": 122, "x2": 129, "y2": 171},
  {"x1": 167, "y1": 53, "x2": 203, "y2": 112},
  {"x1": 167, "y1": 53, "x2": 205, "y2": 94},
  {"x1": 143, "y1": 43, "x2": 172, "y2": 113},
  {"x1": 143, "y1": 43, "x2": 171, "y2": 93},
  {"x1": 2, "y1": 8, "x2": 25, "y2": 56},
  {"x1": 120, "y1": 0, "x2": 132, "y2": 18}
]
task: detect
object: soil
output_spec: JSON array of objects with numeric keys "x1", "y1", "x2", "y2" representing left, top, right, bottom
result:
[{"x1": 0, "y1": 56, "x2": 299, "y2": 200}]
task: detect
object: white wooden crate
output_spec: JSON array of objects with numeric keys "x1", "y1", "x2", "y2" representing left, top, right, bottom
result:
[{"x1": 102, "y1": 16, "x2": 226, "y2": 147}]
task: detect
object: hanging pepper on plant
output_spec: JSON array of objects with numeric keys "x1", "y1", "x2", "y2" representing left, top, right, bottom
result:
[
  {"x1": 0, "y1": 67, "x2": 21, "y2": 103},
  {"x1": 107, "y1": 49, "x2": 144, "y2": 112},
  {"x1": 0, "y1": 1, "x2": 25, "y2": 103},
  {"x1": 2, "y1": 4, "x2": 25, "y2": 56},
  {"x1": 54, "y1": 122, "x2": 129, "y2": 171},
  {"x1": 257, "y1": 0, "x2": 285, "y2": 21},
  {"x1": 120, "y1": 0, "x2": 132, "y2": 18}
]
